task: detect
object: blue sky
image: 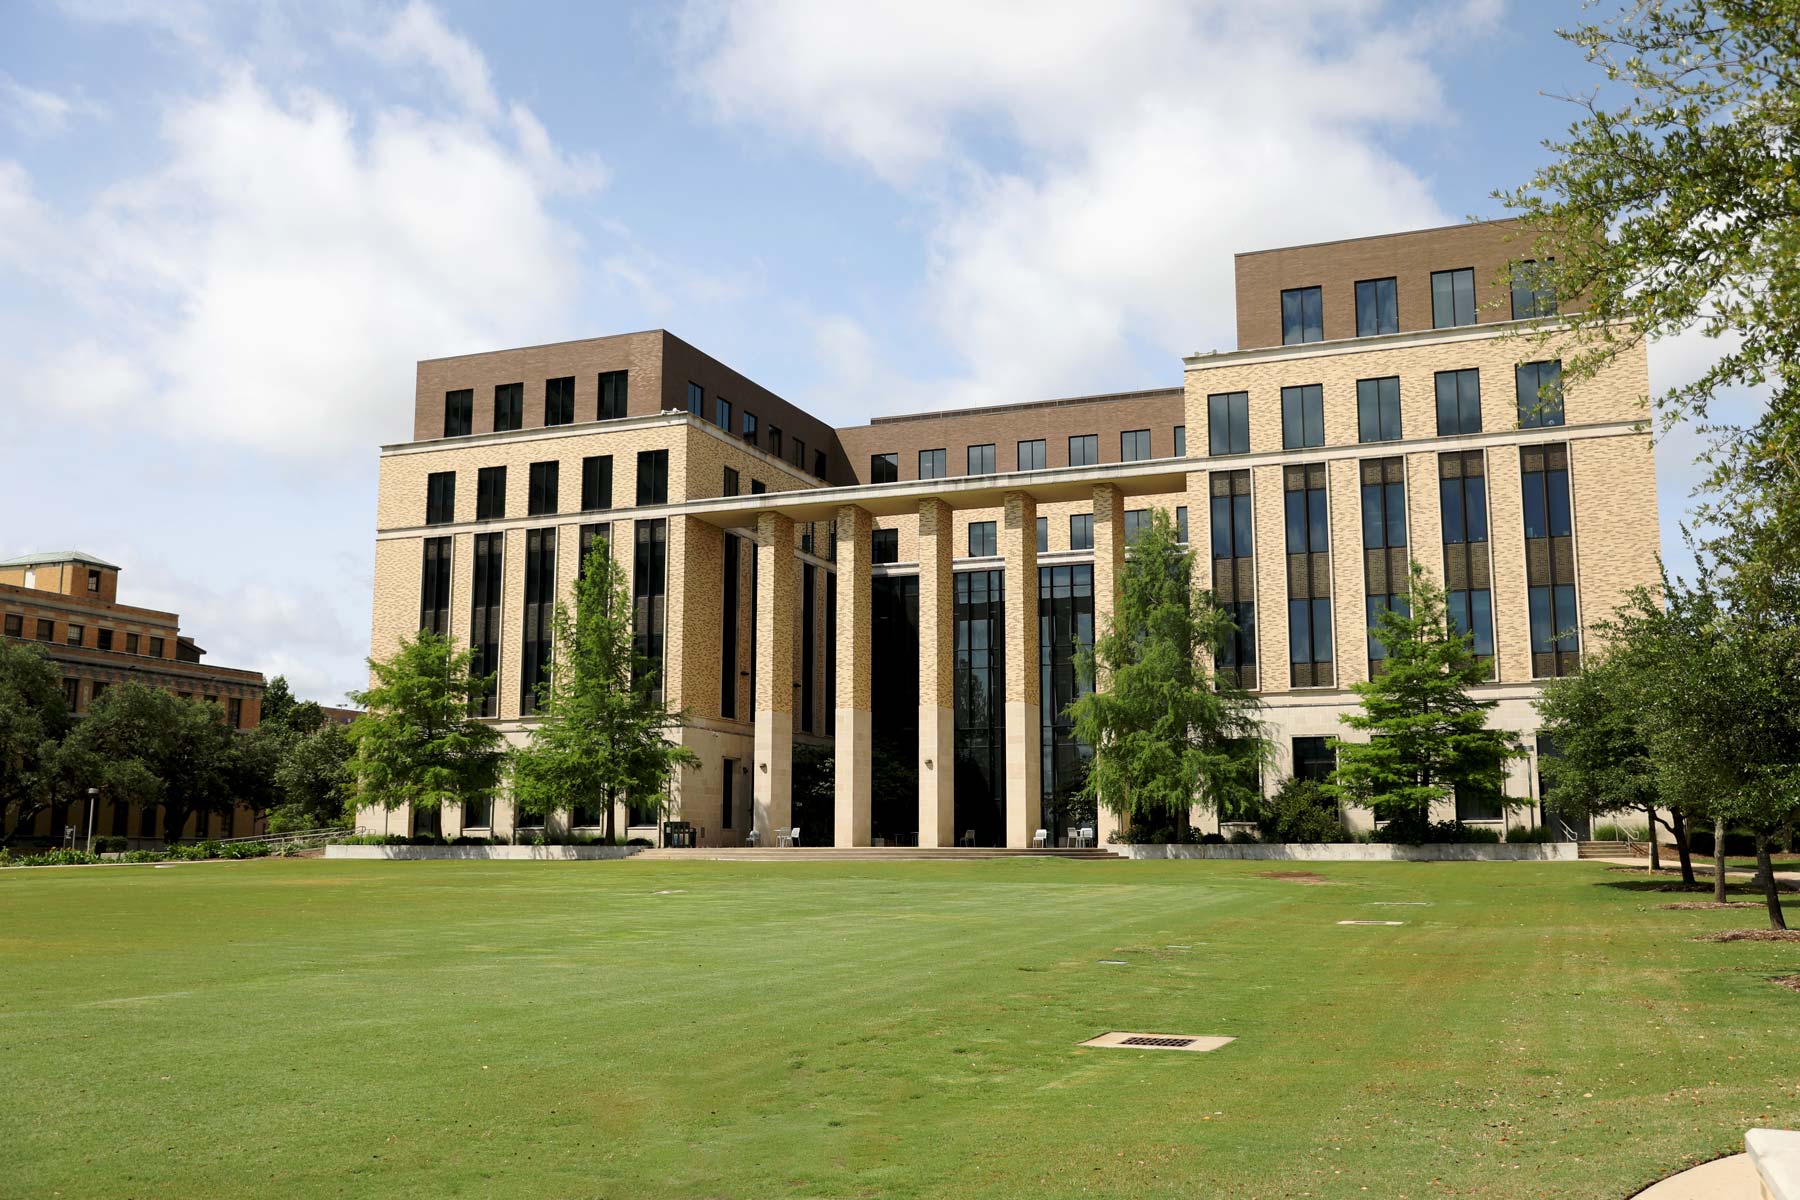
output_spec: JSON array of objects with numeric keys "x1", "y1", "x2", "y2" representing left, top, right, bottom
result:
[{"x1": 0, "y1": 0, "x2": 1729, "y2": 702}]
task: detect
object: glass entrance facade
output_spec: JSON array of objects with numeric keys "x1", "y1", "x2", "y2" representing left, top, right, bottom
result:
[{"x1": 1039, "y1": 564, "x2": 1094, "y2": 844}]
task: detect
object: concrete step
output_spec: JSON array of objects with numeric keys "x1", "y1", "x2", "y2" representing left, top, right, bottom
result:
[
  {"x1": 1578, "y1": 840, "x2": 1631, "y2": 859},
  {"x1": 631, "y1": 846, "x2": 1121, "y2": 862}
]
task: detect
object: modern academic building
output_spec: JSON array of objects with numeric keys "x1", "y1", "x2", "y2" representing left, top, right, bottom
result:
[{"x1": 360, "y1": 219, "x2": 1660, "y2": 847}]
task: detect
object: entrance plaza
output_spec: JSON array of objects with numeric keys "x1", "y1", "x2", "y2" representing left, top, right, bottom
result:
[{"x1": 358, "y1": 219, "x2": 1659, "y2": 845}]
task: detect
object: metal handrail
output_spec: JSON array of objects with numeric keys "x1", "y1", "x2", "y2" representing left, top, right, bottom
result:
[
  {"x1": 210, "y1": 826, "x2": 352, "y2": 848},
  {"x1": 1557, "y1": 819, "x2": 1580, "y2": 843}
]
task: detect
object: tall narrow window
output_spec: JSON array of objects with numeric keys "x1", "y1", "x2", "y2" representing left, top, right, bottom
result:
[
  {"x1": 1281, "y1": 385, "x2": 1324, "y2": 450},
  {"x1": 1440, "y1": 450, "x2": 1494, "y2": 675},
  {"x1": 1359, "y1": 458, "x2": 1409, "y2": 665},
  {"x1": 715, "y1": 397, "x2": 732, "y2": 431},
  {"x1": 1281, "y1": 286, "x2": 1323, "y2": 344},
  {"x1": 767, "y1": 426, "x2": 782, "y2": 459},
  {"x1": 1510, "y1": 259, "x2": 1557, "y2": 320},
  {"x1": 952, "y1": 569, "x2": 1005, "y2": 846},
  {"x1": 444, "y1": 389, "x2": 472, "y2": 437},
  {"x1": 1120, "y1": 429, "x2": 1151, "y2": 461},
  {"x1": 1435, "y1": 369, "x2": 1482, "y2": 436},
  {"x1": 1039, "y1": 563, "x2": 1095, "y2": 844},
  {"x1": 1068, "y1": 435, "x2": 1098, "y2": 467},
  {"x1": 494, "y1": 382, "x2": 523, "y2": 432},
  {"x1": 870, "y1": 453, "x2": 898, "y2": 483},
  {"x1": 1430, "y1": 268, "x2": 1476, "y2": 328},
  {"x1": 1069, "y1": 513, "x2": 1093, "y2": 551},
  {"x1": 528, "y1": 461, "x2": 559, "y2": 516},
  {"x1": 470, "y1": 532, "x2": 503, "y2": 717},
  {"x1": 1210, "y1": 469, "x2": 1256, "y2": 688},
  {"x1": 597, "y1": 370, "x2": 628, "y2": 420},
  {"x1": 1522, "y1": 443, "x2": 1579, "y2": 676},
  {"x1": 919, "y1": 448, "x2": 947, "y2": 479},
  {"x1": 801, "y1": 563, "x2": 816, "y2": 734},
  {"x1": 577, "y1": 523, "x2": 610, "y2": 578},
  {"x1": 721, "y1": 535, "x2": 740, "y2": 719},
  {"x1": 721, "y1": 759, "x2": 736, "y2": 829},
  {"x1": 1515, "y1": 360, "x2": 1564, "y2": 428},
  {"x1": 1036, "y1": 516, "x2": 1049, "y2": 553},
  {"x1": 581, "y1": 455, "x2": 613, "y2": 511},
  {"x1": 545, "y1": 376, "x2": 575, "y2": 426},
  {"x1": 1176, "y1": 506, "x2": 1188, "y2": 544},
  {"x1": 1173, "y1": 426, "x2": 1186, "y2": 457},
  {"x1": 967, "y1": 521, "x2": 997, "y2": 557},
  {"x1": 1208, "y1": 392, "x2": 1249, "y2": 456},
  {"x1": 1018, "y1": 439, "x2": 1046, "y2": 471},
  {"x1": 420, "y1": 537, "x2": 452, "y2": 635},
  {"x1": 1355, "y1": 277, "x2": 1398, "y2": 337},
  {"x1": 967, "y1": 443, "x2": 996, "y2": 475},
  {"x1": 1284, "y1": 463, "x2": 1332, "y2": 687},
  {"x1": 632, "y1": 519, "x2": 668, "y2": 702},
  {"x1": 741, "y1": 410, "x2": 757, "y2": 446},
  {"x1": 791, "y1": 437, "x2": 807, "y2": 470},
  {"x1": 723, "y1": 466, "x2": 740, "y2": 496},
  {"x1": 1123, "y1": 509, "x2": 1151, "y2": 545},
  {"x1": 425, "y1": 471, "x2": 456, "y2": 524},
  {"x1": 476, "y1": 466, "x2": 506, "y2": 520},
  {"x1": 635, "y1": 449, "x2": 668, "y2": 505},
  {"x1": 872, "y1": 528, "x2": 899, "y2": 564},
  {"x1": 813, "y1": 450, "x2": 827, "y2": 479},
  {"x1": 521, "y1": 528, "x2": 555, "y2": 714},
  {"x1": 687, "y1": 382, "x2": 704, "y2": 416},
  {"x1": 1356, "y1": 376, "x2": 1402, "y2": 443}
]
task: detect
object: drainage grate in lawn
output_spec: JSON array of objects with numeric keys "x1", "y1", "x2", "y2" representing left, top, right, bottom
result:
[
  {"x1": 1337, "y1": 920, "x2": 1406, "y2": 926},
  {"x1": 1079, "y1": 1031, "x2": 1235, "y2": 1053}
]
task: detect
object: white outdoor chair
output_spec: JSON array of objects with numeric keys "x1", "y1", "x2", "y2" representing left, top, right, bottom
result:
[
  {"x1": 746, "y1": 829, "x2": 760, "y2": 848},
  {"x1": 1032, "y1": 828, "x2": 1048, "y2": 848},
  {"x1": 779, "y1": 827, "x2": 798, "y2": 848},
  {"x1": 1076, "y1": 826, "x2": 1095, "y2": 848},
  {"x1": 960, "y1": 829, "x2": 976, "y2": 847}
]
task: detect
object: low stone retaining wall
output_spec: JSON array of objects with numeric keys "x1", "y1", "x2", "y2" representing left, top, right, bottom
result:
[
  {"x1": 1116, "y1": 842, "x2": 1577, "y2": 862},
  {"x1": 325, "y1": 845, "x2": 638, "y2": 861}
]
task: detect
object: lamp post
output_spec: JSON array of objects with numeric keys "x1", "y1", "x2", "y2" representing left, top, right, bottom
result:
[{"x1": 84, "y1": 787, "x2": 99, "y2": 854}]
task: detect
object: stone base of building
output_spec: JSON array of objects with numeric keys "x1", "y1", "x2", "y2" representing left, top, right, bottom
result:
[{"x1": 1117, "y1": 842, "x2": 1577, "y2": 862}]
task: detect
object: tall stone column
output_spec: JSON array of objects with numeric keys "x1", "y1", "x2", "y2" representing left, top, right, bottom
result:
[
  {"x1": 754, "y1": 512, "x2": 796, "y2": 841},
  {"x1": 1001, "y1": 491, "x2": 1041, "y2": 848},
  {"x1": 1090, "y1": 484, "x2": 1126, "y2": 846},
  {"x1": 834, "y1": 505, "x2": 873, "y2": 847},
  {"x1": 916, "y1": 498, "x2": 956, "y2": 847}
]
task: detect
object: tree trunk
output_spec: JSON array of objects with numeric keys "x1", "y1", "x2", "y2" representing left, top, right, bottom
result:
[
  {"x1": 1645, "y1": 805, "x2": 1660, "y2": 873},
  {"x1": 1713, "y1": 817, "x2": 1728, "y2": 905},
  {"x1": 1670, "y1": 808, "x2": 1694, "y2": 886},
  {"x1": 1754, "y1": 836, "x2": 1787, "y2": 931}
]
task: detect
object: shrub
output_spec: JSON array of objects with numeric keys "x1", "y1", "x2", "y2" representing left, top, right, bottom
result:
[
  {"x1": 1256, "y1": 778, "x2": 1350, "y2": 844},
  {"x1": 1228, "y1": 829, "x2": 1261, "y2": 845},
  {"x1": 1198, "y1": 832, "x2": 1228, "y2": 845},
  {"x1": 1372, "y1": 819, "x2": 1501, "y2": 845},
  {"x1": 626, "y1": 837, "x2": 653, "y2": 847},
  {"x1": 1506, "y1": 825, "x2": 1561, "y2": 843},
  {"x1": 8, "y1": 848, "x2": 103, "y2": 867},
  {"x1": 1593, "y1": 822, "x2": 1652, "y2": 842},
  {"x1": 123, "y1": 849, "x2": 160, "y2": 863},
  {"x1": 1686, "y1": 827, "x2": 1761, "y2": 857},
  {"x1": 93, "y1": 836, "x2": 130, "y2": 853}
]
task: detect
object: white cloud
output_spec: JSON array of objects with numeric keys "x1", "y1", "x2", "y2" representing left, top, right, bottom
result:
[
  {"x1": 355, "y1": 0, "x2": 503, "y2": 121},
  {"x1": 1, "y1": 73, "x2": 103, "y2": 137},
  {"x1": 677, "y1": 0, "x2": 1480, "y2": 412}
]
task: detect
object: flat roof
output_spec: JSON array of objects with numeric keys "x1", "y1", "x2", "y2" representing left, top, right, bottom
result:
[{"x1": 0, "y1": 550, "x2": 122, "y2": 570}]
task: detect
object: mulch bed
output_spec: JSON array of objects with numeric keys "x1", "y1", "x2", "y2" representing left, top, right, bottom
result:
[
  {"x1": 1661, "y1": 901, "x2": 1761, "y2": 910},
  {"x1": 1694, "y1": 929, "x2": 1800, "y2": 943},
  {"x1": 1260, "y1": 870, "x2": 1332, "y2": 885},
  {"x1": 1775, "y1": 975, "x2": 1800, "y2": 994}
]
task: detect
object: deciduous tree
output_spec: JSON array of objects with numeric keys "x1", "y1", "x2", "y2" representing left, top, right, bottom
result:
[{"x1": 347, "y1": 630, "x2": 503, "y2": 821}]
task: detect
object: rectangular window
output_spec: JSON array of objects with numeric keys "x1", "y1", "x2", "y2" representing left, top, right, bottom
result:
[
  {"x1": 126, "y1": 633, "x2": 139, "y2": 654},
  {"x1": 420, "y1": 537, "x2": 452, "y2": 635},
  {"x1": 545, "y1": 376, "x2": 575, "y2": 426},
  {"x1": 870, "y1": 453, "x2": 898, "y2": 483},
  {"x1": 1120, "y1": 429, "x2": 1151, "y2": 461},
  {"x1": 768, "y1": 426, "x2": 782, "y2": 459},
  {"x1": 6, "y1": 613, "x2": 24, "y2": 638},
  {"x1": 598, "y1": 370, "x2": 628, "y2": 420},
  {"x1": 521, "y1": 528, "x2": 555, "y2": 715},
  {"x1": 750, "y1": 480, "x2": 766, "y2": 495},
  {"x1": 1281, "y1": 286, "x2": 1323, "y2": 345},
  {"x1": 577, "y1": 523, "x2": 610, "y2": 579},
  {"x1": 527, "y1": 461, "x2": 559, "y2": 516},
  {"x1": 715, "y1": 397, "x2": 732, "y2": 431},
  {"x1": 1435, "y1": 368, "x2": 1482, "y2": 436},
  {"x1": 1356, "y1": 376, "x2": 1402, "y2": 443},
  {"x1": 1523, "y1": 443, "x2": 1579, "y2": 677},
  {"x1": 1280, "y1": 384, "x2": 1324, "y2": 450},
  {"x1": 967, "y1": 443, "x2": 996, "y2": 475},
  {"x1": 967, "y1": 521, "x2": 997, "y2": 558},
  {"x1": 494, "y1": 382, "x2": 523, "y2": 432},
  {"x1": 1208, "y1": 392, "x2": 1249, "y2": 456},
  {"x1": 444, "y1": 388, "x2": 473, "y2": 437},
  {"x1": 1515, "y1": 360, "x2": 1564, "y2": 428},
  {"x1": 476, "y1": 466, "x2": 506, "y2": 520},
  {"x1": 721, "y1": 758, "x2": 736, "y2": 829},
  {"x1": 1510, "y1": 259, "x2": 1557, "y2": 320},
  {"x1": 792, "y1": 436, "x2": 806, "y2": 470},
  {"x1": 1287, "y1": 597, "x2": 1333, "y2": 684},
  {"x1": 919, "y1": 448, "x2": 947, "y2": 479},
  {"x1": 632, "y1": 519, "x2": 668, "y2": 702},
  {"x1": 425, "y1": 471, "x2": 456, "y2": 525},
  {"x1": 1176, "y1": 506, "x2": 1189, "y2": 544},
  {"x1": 1123, "y1": 509, "x2": 1151, "y2": 545},
  {"x1": 741, "y1": 410, "x2": 757, "y2": 446},
  {"x1": 813, "y1": 449, "x2": 827, "y2": 479},
  {"x1": 953, "y1": 569, "x2": 1005, "y2": 845},
  {"x1": 722, "y1": 466, "x2": 740, "y2": 496},
  {"x1": 1355, "y1": 277, "x2": 1398, "y2": 337},
  {"x1": 1360, "y1": 458, "x2": 1409, "y2": 665},
  {"x1": 1455, "y1": 783, "x2": 1503, "y2": 823},
  {"x1": 66, "y1": 624, "x2": 83, "y2": 646},
  {"x1": 635, "y1": 449, "x2": 669, "y2": 505},
  {"x1": 581, "y1": 455, "x2": 613, "y2": 511},
  {"x1": 872, "y1": 528, "x2": 899, "y2": 564},
  {"x1": 1173, "y1": 425, "x2": 1186, "y2": 457},
  {"x1": 1440, "y1": 450, "x2": 1494, "y2": 675},
  {"x1": 687, "y1": 381, "x2": 704, "y2": 416},
  {"x1": 98, "y1": 628, "x2": 113, "y2": 651},
  {"x1": 1039, "y1": 562, "x2": 1095, "y2": 843},
  {"x1": 64, "y1": 677, "x2": 80, "y2": 711},
  {"x1": 1069, "y1": 513, "x2": 1094, "y2": 551},
  {"x1": 1446, "y1": 588, "x2": 1496, "y2": 659},
  {"x1": 1293, "y1": 737, "x2": 1335, "y2": 783},
  {"x1": 1284, "y1": 463, "x2": 1332, "y2": 687},
  {"x1": 149, "y1": 635, "x2": 163, "y2": 656},
  {"x1": 721, "y1": 535, "x2": 740, "y2": 719},
  {"x1": 801, "y1": 563, "x2": 816, "y2": 734},
  {"x1": 470, "y1": 532, "x2": 503, "y2": 717},
  {"x1": 87, "y1": 569, "x2": 100, "y2": 593},
  {"x1": 1036, "y1": 516, "x2": 1049, "y2": 553},
  {"x1": 229, "y1": 697, "x2": 244, "y2": 729},
  {"x1": 463, "y1": 795, "x2": 493, "y2": 830},
  {"x1": 1068, "y1": 435, "x2": 1099, "y2": 467},
  {"x1": 1431, "y1": 267, "x2": 1477, "y2": 328},
  {"x1": 1018, "y1": 439, "x2": 1046, "y2": 471},
  {"x1": 1210, "y1": 469, "x2": 1256, "y2": 688}
]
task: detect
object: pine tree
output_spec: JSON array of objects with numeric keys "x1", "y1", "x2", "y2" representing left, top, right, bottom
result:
[
  {"x1": 1331, "y1": 563, "x2": 1523, "y2": 839},
  {"x1": 508, "y1": 537, "x2": 697, "y2": 841},
  {"x1": 347, "y1": 630, "x2": 503, "y2": 819},
  {"x1": 1071, "y1": 510, "x2": 1266, "y2": 837}
]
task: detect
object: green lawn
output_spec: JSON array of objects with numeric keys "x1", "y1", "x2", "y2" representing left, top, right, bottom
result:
[{"x1": 3, "y1": 858, "x2": 1796, "y2": 1199}]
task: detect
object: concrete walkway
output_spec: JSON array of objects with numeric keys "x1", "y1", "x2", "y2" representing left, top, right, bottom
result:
[
  {"x1": 1592, "y1": 856, "x2": 1800, "y2": 887},
  {"x1": 1630, "y1": 1154, "x2": 1760, "y2": 1199}
]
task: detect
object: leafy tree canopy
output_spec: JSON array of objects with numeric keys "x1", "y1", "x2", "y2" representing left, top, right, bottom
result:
[{"x1": 347, "y1": 630, "x2": 503, "y2": 813}]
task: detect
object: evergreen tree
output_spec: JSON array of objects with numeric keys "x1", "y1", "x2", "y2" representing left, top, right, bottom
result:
[
  {"x1": 1070, "y1": 510, "x2": 1266, "y2": 836},
  {"x1": 508, "y1": 537, "x2": 696, "y2": 840},
  {"x1": 1331, "y1": 564, "x2": 1524, "y2": 839},
  {"x1": 347, "y1": 630, "x2": 503, "y2": 820}
]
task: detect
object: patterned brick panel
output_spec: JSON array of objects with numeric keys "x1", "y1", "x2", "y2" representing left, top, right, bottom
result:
[
  {"x1": 835, "y1": 506, "x2": 873, "y2": 712},
  {"x1": 1571, "y1": 434, "x2": 1660, "y2": 650},
  {"x1": 1327, "y1": 458, "x2": 1367, "y2": 688},
  {"x1": 1485, "y1": 446, "x2": 1531, "y2": 682},
  {"x1": 754, "y1": 513, "x2": 796, "y2": 716},
  {"x1": 1251, "y1": 464, "x2": 1288, "y2": 694}
]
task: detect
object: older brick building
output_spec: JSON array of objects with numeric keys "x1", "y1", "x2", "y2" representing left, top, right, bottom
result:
[
  {"x1": 360, "y1": 219, "x2": 1658, "y2": 846},
  {"x1": 0, "y1": 551, "x2": 266, "y2": 845}
]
